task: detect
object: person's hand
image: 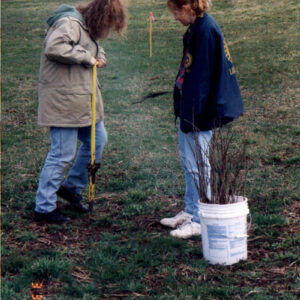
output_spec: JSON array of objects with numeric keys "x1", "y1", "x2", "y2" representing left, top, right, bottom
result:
[
  {"x1": 90, "y1": 56, "x2": 97, "y2": 66},
  {"x1": 90, "y1": 57, "x2": 106, "y2": 68},
  {"x1": 96, "y1": 58, "x2": 106, "y2": 68}
]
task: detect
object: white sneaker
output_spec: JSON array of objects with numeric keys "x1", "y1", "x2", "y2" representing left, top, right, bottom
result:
[
  {"x1": 170, "y1": 221, "x2": 201, "y2": 239},
  {"x1": 160, "y1": 211, "x2": 193, "y2": 228}
]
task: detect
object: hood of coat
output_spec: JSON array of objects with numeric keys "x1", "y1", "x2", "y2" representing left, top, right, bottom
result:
[{"x1": 47, "y1": 4, "x2": 85, "y2": 27}]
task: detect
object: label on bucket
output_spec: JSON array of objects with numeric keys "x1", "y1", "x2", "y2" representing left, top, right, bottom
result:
[
  {"x1": 207, "y1": 224, "x2": 227, "y2": 239},
  {"x1": 229, "y1": 222, "x2": 245, "y2": 236},
  {"x1": 228, "y1": 221, "x2": 247, "y2": 257},
  {"x1": 206, "y1": 222, "x2": 246, "y2": 259},
  {"x1": 230, "y1": 238, "x2": 246, "y2": 257},
  {"x1": 207, "y1": 225, "x2": 228, "y2": 258}
]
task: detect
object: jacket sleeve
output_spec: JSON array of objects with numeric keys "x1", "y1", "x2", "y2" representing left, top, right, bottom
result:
[
  {"x1": 97, "y1": 45, "x2": 106, "y2": 62},
  {"x1": 195, "y1": 30, "x2": 216, "y2": 115},
  {"x1": 180, "y1": 27, "x2": 217, "y2": 133},
  {"x1": 190, "y1": 28, "x2": 216, "y2": 114},
  {"x1": 44, "y1": 17, "x2": 93, "y2": 65}
]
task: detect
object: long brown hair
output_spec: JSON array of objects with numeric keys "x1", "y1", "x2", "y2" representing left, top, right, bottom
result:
[
  {"x1": 77, "y1": 0, "x2": 127, "y2": 39},
  {"x1": 167, "y1": 0, "x2": 211, "y2": 16}
]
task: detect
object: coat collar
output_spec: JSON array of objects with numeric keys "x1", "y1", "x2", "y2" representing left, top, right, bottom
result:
[
  {"x1": 183, "y1": 13, "x2": 207, "y2": 47},
  {"x1": 47, "y1": 4, "x2": 87, "y2": 29}
]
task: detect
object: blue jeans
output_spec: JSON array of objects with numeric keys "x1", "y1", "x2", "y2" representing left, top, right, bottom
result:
[
  {"x1": 35, "y1": 121, "x2": 107, "y2": 213},
  {"x1": 178, "y1": 128, "x2": 212, "y2": 223}
]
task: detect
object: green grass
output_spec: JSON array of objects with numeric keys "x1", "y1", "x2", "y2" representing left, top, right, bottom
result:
[{"x1": 2, "y1": 0, "x2": 300, "y2": 298}]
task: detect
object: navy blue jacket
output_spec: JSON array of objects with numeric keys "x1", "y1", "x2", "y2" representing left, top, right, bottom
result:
[{"x1": 174, "y1": 14, "x2": 243, "y2": 132}]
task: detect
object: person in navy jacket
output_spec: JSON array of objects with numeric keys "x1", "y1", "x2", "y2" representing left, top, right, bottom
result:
[{"x1": 160, "y1": 0, "x2": 243, "y2": 239}]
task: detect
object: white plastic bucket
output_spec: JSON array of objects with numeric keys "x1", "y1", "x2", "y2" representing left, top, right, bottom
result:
[{"x1": 199, "y1": 196, "x2": 249, "y2": 265}]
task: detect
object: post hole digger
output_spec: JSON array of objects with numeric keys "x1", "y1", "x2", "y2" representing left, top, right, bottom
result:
[{"x1": 87, "y1": 63, "x2": 100, "y2": 214}]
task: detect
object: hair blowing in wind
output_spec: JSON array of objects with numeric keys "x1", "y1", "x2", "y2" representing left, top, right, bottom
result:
[{"x1": 77, "y1": 0, "x2": 127, "y2": 39}]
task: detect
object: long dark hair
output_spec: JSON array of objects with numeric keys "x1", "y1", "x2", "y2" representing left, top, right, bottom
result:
[{"x1": 77, "y1": 0, "x2": 127, "y2": 39}]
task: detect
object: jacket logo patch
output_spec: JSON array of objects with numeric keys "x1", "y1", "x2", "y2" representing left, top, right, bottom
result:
[
  {"x1": 185, "y1": 53, "x2": 192, "y2": 70},
  {"x1": 224, "y1": 39, "x2": 236, "y2": 75}
]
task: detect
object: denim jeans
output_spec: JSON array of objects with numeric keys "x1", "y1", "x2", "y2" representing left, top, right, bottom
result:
[
  {"x1": 178, "y1": 128, "x2": 212, "y2": 223},
  {"x1": 35, "y1": 121, "x2": 107, "y2": 213}
]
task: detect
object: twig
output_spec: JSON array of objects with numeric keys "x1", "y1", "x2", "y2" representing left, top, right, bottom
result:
[
  {"x1": 189, "y1": 124, "x2": 249, "y2": 204},
  {"x1": 132, "y1": 91, "x2": 169, "y2": 104}
]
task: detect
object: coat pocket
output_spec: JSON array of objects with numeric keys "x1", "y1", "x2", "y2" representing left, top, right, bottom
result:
[{"x1": 55, "y1": 90, "x2": 92, "y2": 123}]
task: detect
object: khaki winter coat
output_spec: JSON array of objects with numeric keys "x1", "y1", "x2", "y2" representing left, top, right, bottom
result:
[{"x1": 38, "y1": 16, "x2": 105, "y2": 127}]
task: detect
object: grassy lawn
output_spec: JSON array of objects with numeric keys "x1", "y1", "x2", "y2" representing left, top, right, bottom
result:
[{"x1": 2, "y1": 0, "x2": 299, "y2": 299}]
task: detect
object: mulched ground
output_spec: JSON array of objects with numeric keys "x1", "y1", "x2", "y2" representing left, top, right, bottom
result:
[{"x1": 3, "y1": 194, "x2": 299, "y2": 298}]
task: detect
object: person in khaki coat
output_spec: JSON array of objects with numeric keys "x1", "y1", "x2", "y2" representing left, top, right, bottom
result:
[{"x1": 35, "y1": 0, "x2": 127, "y2": 223}]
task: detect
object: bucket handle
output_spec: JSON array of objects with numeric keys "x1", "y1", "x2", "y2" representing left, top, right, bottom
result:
[{"x1": 247, "y1": 212, "x2": 252, "y2": 231}]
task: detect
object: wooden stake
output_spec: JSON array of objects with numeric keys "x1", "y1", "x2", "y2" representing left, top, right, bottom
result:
[
  {"x1": 149, "y1": 12, "x2": 155, "y2": 58},
  {"x1": 149, "y1": 13, "x2": 153, "y2": 57}
]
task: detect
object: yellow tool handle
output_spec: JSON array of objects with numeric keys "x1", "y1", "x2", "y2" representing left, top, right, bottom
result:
[
  {"x1": 89, "y1": 63, "x2": 97, "y2": 206},
  {"x1": 90, "y1": 63, "x2": 97, "y2": 165}
]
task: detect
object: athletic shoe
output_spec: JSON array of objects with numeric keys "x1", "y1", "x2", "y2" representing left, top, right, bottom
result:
[
  {"x1": 57, "y1": 186, "x2": 88, "y2": 213},
  {"x1": 34, "y1": 209, "x2": 70, "y2": 223},
  {"x1": 170, "y1": 221, "x2": 201, "y2": 239},
  {"x1": 160, "y1": 211, "x2": 193, "y2": 228}
]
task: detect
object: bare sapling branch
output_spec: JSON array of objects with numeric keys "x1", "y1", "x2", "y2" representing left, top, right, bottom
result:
[{"x1": 188, "y1": 124, "x2": 249, "y2": 204}]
